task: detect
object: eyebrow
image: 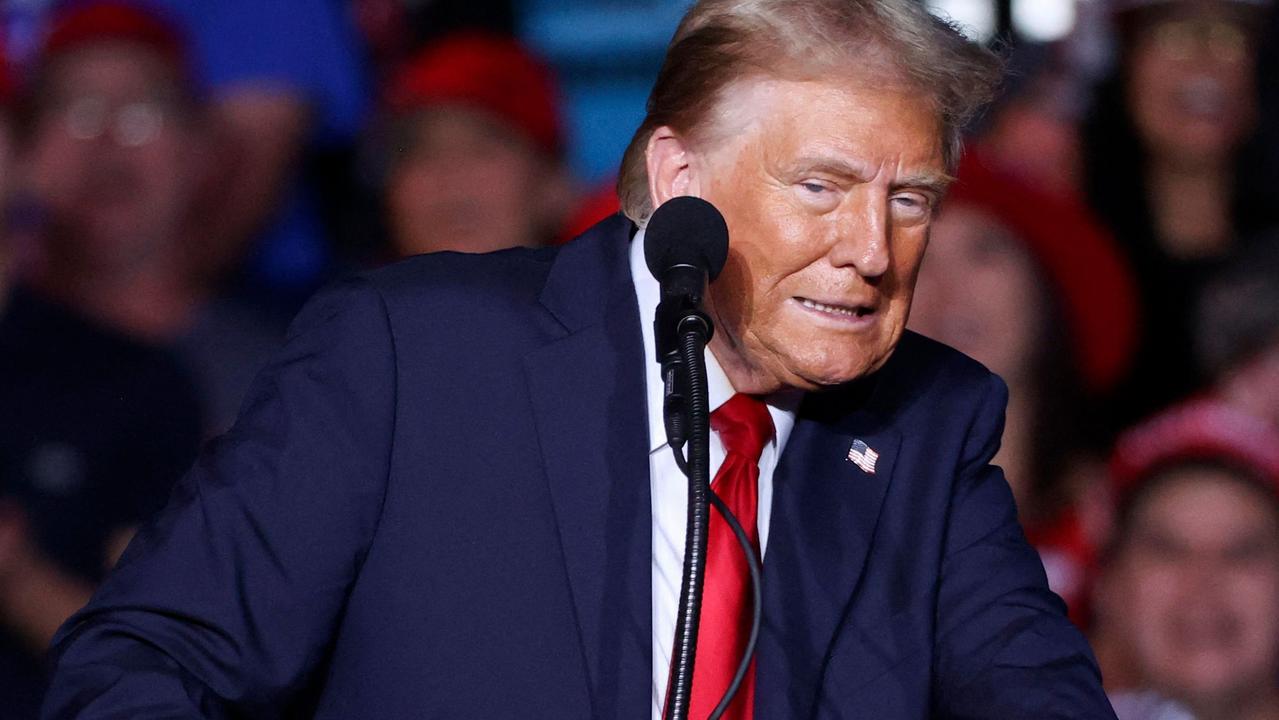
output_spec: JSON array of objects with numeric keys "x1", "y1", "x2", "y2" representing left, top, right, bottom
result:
[
  {"x1": 787, "y1": 156, "x2": 871, "y2": 181},
  {"x1": 786, "y1": 156, "x2": 953, "y2": 195},
  {"x1": 892, "y1": 172, "x2": 955, "y2": 197}
]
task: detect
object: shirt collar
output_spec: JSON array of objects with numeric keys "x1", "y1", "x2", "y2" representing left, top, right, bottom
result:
[{"x1": 630, "y1": 226, "x2": 800, "y2": 454}]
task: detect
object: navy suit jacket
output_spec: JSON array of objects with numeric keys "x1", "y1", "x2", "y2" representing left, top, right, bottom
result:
[{"x1": 44, "y1": 217, "x2": 1116, "y2": 719}]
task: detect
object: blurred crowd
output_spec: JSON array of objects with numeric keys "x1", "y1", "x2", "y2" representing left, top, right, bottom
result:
[{"x1": 0, "y1": 0, "x2": 1275, "y2": 718}]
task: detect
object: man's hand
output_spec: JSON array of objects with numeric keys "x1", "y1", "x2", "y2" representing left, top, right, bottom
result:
[
  {"x1": 0, "y1": 499, "x2": 95, "y2": 654},
  {"x1": 0, "y1": 499, "x2": 37, "y2": 584}
]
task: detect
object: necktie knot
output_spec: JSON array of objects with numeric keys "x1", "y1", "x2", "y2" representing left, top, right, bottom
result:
[{"x1": 711, "y1": 393, "x2": 774, "y2": 465}]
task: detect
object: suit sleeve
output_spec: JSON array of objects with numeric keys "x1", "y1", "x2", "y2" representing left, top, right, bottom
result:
[
  {"x1": 932, "y1": 374, "x2": 1116, "y2": 720},
  {"x1": 42, "y1": 279, "x2": 398, "y2": 719}
]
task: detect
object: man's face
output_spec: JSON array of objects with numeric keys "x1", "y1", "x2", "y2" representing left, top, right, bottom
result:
[
  {"x1": 1105, "y1": 469, "x2": 1279, "y2": 706},
  {"x1": 909, "y1": 203, "x2": 1046, "y2": 386},
  {"x1": 1127, "y1": 8, "x2": 1257, "y2": 167},
  {"x1": 25, "y1": 41, "x2": 197, "y2": 272},
  {"x1": 694, "y1": 76, "x2": 947, "y2": 392},
  {"x1": 387, "y1": 106, "x2": 565, "y2": 257}
]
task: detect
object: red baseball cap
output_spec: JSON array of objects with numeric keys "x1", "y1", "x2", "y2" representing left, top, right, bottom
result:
[
  {"x1": 41, "y1": 1, "x2": 191, "y2": 79},
  {"x1": 385, "y1": 32, "x2": 564, "y2": 157},
  {"x1": 1110, "y1": 398, "x2": 1279, "y2": 502},
  {"x1": 945, "y1": 151, "x2": 1141, "y2": 394}
]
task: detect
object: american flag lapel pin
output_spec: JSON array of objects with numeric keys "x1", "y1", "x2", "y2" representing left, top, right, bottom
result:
[{"x1": 846, "y1": 439, "x2": 879, "y2": 474}]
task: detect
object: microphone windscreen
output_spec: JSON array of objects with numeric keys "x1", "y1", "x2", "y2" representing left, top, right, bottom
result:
[{"x1": 644, "y1": 196, "x2": 730, "y2": 282}]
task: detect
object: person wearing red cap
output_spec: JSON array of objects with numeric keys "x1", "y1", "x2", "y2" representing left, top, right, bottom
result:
[
  {"x1": 1092, "y1": 399, "x2": 1279, "y2": 720},
  {"x1": 13, "y1": 0, "x2": 288, "y2": 436},
  {"x1": 18, "y1": 0, "x2": 205, "y2": 316},
  {"x1": 378, "y1": 32, "x2": 574, "y2": 259},
  {"x1": 909, "y1": 151, "x2": 1140, "y2": 623},
  {"x1": 0, "y1": 5, "x2": 210, "y2": 716}
]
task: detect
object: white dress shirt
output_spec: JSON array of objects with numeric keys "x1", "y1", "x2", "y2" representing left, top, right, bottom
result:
[{"x1": 629, "y1": 229, "x2": 799, "y2": 718}]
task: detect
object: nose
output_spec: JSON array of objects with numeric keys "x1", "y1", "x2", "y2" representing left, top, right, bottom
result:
[{"x1": 827, "y1": 195, "x2": 891, "y2": 279}]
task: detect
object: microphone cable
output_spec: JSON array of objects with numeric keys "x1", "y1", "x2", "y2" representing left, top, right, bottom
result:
[
  {"x1": 668, "y1": 423, "x2": 763, "y2": 719},
  {"x1": 705, "y1": 488, "x2": 762, "y2": 720}
]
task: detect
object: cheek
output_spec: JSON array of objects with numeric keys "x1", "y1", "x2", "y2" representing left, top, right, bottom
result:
[
  {"x1": 390, "y1": 160, "x2": 466, "y2": 211},
  {"x1": 140, "y1": 149, "x2": 192, "y2": 205},
  {"x1": 1212, "y1": 56, "x2": 1256, "y2": 101},
  {"x1": 1121, "y1": 565, "x2": 1184, "y2": 629},
  {"x1": 468, "y1": 153, "x2": 535, "y2": 204},
  {"x1": 387, "y1": 167, "x2": 432, "y2": 224},
  {"x1": 1126, "y1": 591, "x2": 1186, "y2": 672},
  {"x1": 28, "y1": 131, "x2": 83, "y2": 186},
  {"x1": 1228, "y1": 567, "x2": 1279, "y2": 636},
  {"x1": 882, "y1": 233, "x2": 928, "y2": 322},
  {"x1": 1127, "y1": 61, "x2": 1178, "y2": 133},
  {"x1": 892, "y1": 235, "x2": 929, "y2": 294},
  {"x1": 712, "y1": 200, "x2": 820, "y2": 326},
  {"x1": 708, "y1": 247, "x2": 783, "y2": 365},
  {"x1": 447, "y1": 152, "x2": 543, "y2": 219}
]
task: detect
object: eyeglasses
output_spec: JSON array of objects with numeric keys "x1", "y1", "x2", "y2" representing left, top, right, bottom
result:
[
  {"x1": 48, "y1": 96, "x2": 174, "y2": 148},
  {"x1": 1143, "y1": 18, "x2": 1251, "y2": 64}
]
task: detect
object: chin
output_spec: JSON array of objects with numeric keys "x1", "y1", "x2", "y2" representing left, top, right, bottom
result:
[{"x1": 786, "y1": 351, "x2": 890, "y2": 390}]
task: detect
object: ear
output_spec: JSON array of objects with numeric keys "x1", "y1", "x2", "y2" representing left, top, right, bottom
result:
[{"x1": 645, "y1": 125, "x2": 700, "y2": 213}]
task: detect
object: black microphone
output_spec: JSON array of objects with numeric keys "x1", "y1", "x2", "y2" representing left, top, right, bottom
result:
[
  {"x1": 644, "y1": 196, "x2": 729, "y2": 369},
  {"x1": 645, "y1": 196, "x2": 729, "y2": 453}
]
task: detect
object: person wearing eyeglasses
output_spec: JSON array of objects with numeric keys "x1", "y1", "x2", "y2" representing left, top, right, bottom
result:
[
  {"x1": 0, "y1": 6, "x2": 218, "y2": 717},
  {"x1": 19, "y1": 2, "x2": 295, "y2": 438},
  {"x1": 1082, "y1": 0, "x2": 1275, "y2": 435}
]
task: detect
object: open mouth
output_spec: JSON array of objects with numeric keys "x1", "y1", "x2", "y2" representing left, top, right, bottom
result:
[{"x1": 796, "y1": 297, "x2": 875, "y2": 319}]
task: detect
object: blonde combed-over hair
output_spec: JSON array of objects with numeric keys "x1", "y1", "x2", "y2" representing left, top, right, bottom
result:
[{"x1": 616, "y1": 0, "x2": 1003, "y2": 225}]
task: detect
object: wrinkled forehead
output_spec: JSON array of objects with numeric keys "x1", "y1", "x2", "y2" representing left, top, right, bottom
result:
[
  {"x1": 42, "y1": 41, "x2": 186, "y2": 103},
  {"x1": 699, "y1": 42, "x2": 936, "y2": 129},
  {"x1": 695, "y1": 72, "x2": 947, "y2": 173}
]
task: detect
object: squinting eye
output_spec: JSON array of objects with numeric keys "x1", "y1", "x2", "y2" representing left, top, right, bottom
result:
[
  {"x1": 891, "y1": 194, "x2": 931, "y2": 216},
  {"x1": 801, "y1": 182, "x2": 828, "y2": 194}
]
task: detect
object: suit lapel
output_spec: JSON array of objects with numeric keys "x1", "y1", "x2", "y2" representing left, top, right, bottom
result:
[
  {"x1": 524, "y1": 218, "x2": 653, "y2": 718},
  {"x1": 755, "y1": 381, "x2": 902, "y2": 720}
]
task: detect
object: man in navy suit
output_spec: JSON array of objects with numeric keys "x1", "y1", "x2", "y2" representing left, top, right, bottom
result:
[{"x1": 43, "y1": 0, "x2": 1117, "y2": 717}]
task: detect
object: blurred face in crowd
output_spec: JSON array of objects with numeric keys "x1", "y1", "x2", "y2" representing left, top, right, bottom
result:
[
  {"x1": 1125, "y1": 5, "x2": 1258, "y2": 167},
  {"x1": 1101, "y1": 468, "x2": 1279, "y2": 711},
  {"x1": 386, "y1": 106, "x2": 570, "y2": 256},
  {"x1": 651, "y1": 74, "x2": 948, "y2": 393},
  {"x1": 908, "y1": 203, "x2": 1046, "y2": 385},
  {"x1": 24, "y1": 41, "x2": 201, "y2": 276}
]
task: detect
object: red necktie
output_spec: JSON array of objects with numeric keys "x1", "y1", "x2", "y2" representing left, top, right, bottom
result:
[{"x1": 689, "y1": 393, "x2": 773, "y2": 720}]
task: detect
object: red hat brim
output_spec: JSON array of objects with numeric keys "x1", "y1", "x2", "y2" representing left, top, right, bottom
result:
[
  {"x1": 385, "y1": 31, "x2": 564, "y2": 157},
  {"x1": 946, "y1": 151, "x2": 1141, "y2": 394}
]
